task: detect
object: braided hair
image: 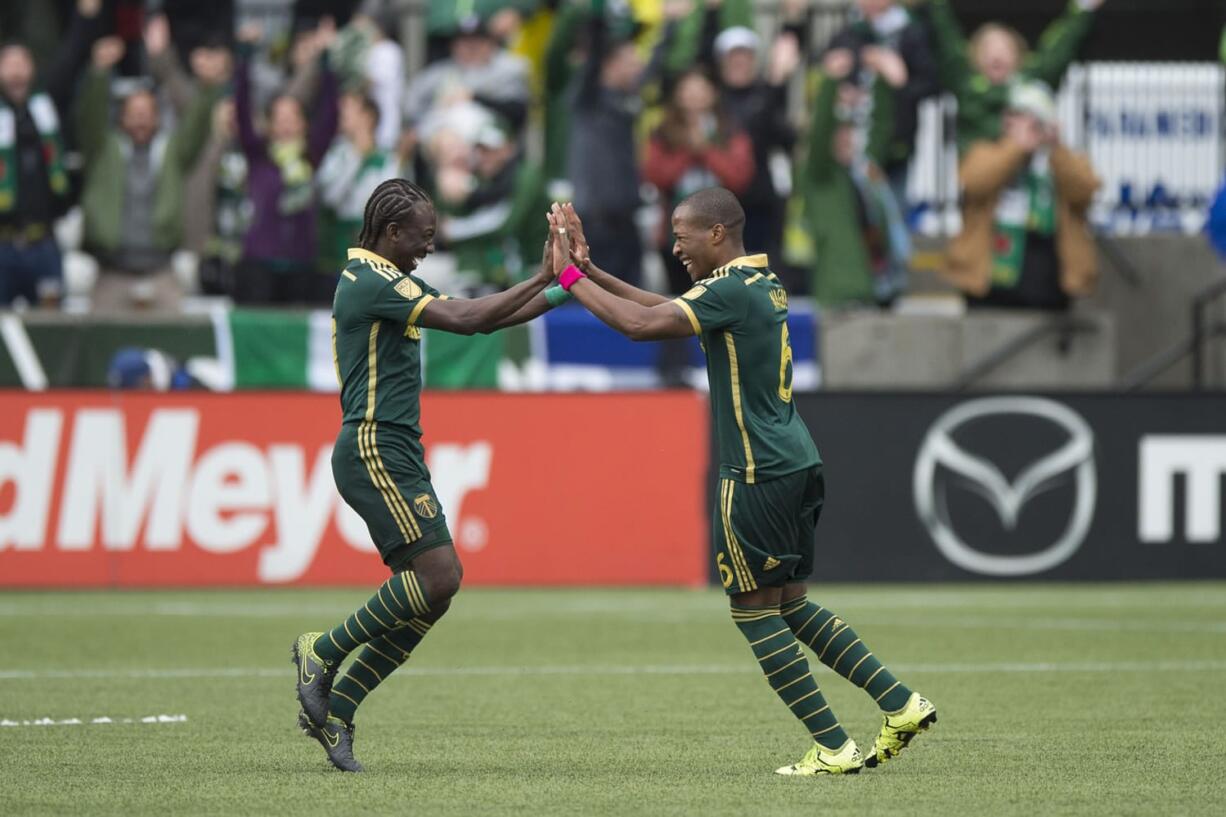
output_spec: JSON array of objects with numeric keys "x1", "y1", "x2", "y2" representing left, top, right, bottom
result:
[{"x1": 357, "y1": 178, "x2": 433, "y2": 249}]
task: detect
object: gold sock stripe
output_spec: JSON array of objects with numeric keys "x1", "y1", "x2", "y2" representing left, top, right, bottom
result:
[
  {"x1": 353, "y1": 612, "x2": 374, "y2": 640},
  {"x1": 765, "y1": 655, "x2": 806, "y2": 679},
  {"x1": 756, "y1": 641, "x2": 799, "y2": 664},
  {"x1": 781, "y1": 597, "x2": 809, "y2": 617},
  {"x1": 364, "y1": 601, "x2": 393, "y2": 630},
  {"x1": 342, "y1": 620, "x2": 361, "y2": 648},
  {"x1": 376, "y1": 587, "x2": 407, "y2": 626},
  {"x1": 366, "y1": 641, "x2": 400, "y2": 665},
  {"x1": 731, "y1": 612, "x2": 776, "y2": 623},
  {"x1": 832, "y1": 638, "x2": 862, "y2": 673},
  {"x1": 797, "y1": 704, "x2": 829, "y2": 722},
  {"x1": 357, "y1": 421, "x2": 419, "y2": 544},
  {"x1": 401, "y1": 572, "x2": 429, "y2": 617},
  {"x1": 786, "y1": 688, "x2": 820, "y2": 709},
  {"x1": 847, "y1": 652, "x2": 873, "y2": 683},
  {"x1": 332, "y1": 688, "x2": 360, "y2": 708},
  {"x1": 748, "y1": 627, "x2": 791, "y2": 647},
  {"x1": 407, "y1": 619, "x2": 431, "y2": 637},
  {"x1": 722, "y1": 481, "x2": 757, "y2": 590},
  {"x1": 806, "y1": 614, "x2": 838, "y2": 648},
  {"x1": 811, "y1": 723, "x2": 841, "y2": 738},
  {"x1": 818, "y1": 624, "x2": 850, "y2": 661},
  {"x1": 861, "y1": 666, "x2": 886, "y2": 690},
  {"x1": 793, "y1": 608, "x2": 825, "y2": 639},
  {"x1": 774, "y1": 672, "x2": 813, "y2": 694},
  {"x1": 874, "y1": 681, "x2": 901, "y2": 703},
  {"x1": 353, "y1": 656, "x2": 384, "y2": 682},
  {"x1": 342, "y1": 674, "x2": 371, "y2": 695},
  {"x1": 730, "y1": 605, "x2": 779, "y2": 621}
]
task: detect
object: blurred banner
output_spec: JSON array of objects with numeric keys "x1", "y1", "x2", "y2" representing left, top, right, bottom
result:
[
  {"x1": 799, "y1": 393, "x2": 1226, "y2": 580},
  {"x1": 0, "y1": 392, "x2": 708, "y2": 587}
]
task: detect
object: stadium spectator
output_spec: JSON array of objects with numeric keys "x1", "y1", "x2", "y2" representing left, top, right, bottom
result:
[
  {"x1": 921, "y1": 0, "x2": 1106, "y2": 154},
  {"x1": 0, "y1": 0, "x2": 103, "y2": 308},
  {"x1": 567, "y1": 5, "x2": 680, "y2": 287},
  {"x1": 700, "y1": 18, "x2": 803, "y2": 273},
  {"x1": 643, "y1": 68, "x2": 755, "y2": 296},
  {"x1": 329, "y1": 10, "x2": 404, "y2": 151},
  {"x1": 944, "y1": 81, "x2": 1100, "y2": 310},
  {"x1": 77, "y1": 33, "x2": 224, "y2": 312},
  {"x1": 232, "y1": 23, "x2": 339, "y2": 305},
  {"x1": 316, "y1": 91, "x2": 403, "y2": 271},
  {"x1": 825, "y1": 0, "x2": 940, "y2": 208},
  {"x1": 541, "y1": 0, "x2": 589, "y2": 199},
  {"x1": 793, "y1": 50, "x2": 910, "y2": 306},
  {"x1": 402, "y1": 14, "x2": 531, "y2": 143}
]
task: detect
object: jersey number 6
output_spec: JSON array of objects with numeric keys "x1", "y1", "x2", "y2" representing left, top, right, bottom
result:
[{"x1": 777, "y1": 323, "x2": 794, "y2": 403}]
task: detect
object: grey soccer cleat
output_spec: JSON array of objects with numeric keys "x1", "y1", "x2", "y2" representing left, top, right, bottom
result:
[
  {"x1": 298, "y1": 710, "x2": 363, "y2": 772},
  {"x1": 291, "y1": 632, "x2": 337, "y2": 729}
]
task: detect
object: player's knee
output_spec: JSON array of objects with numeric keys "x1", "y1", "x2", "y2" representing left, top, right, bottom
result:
[{"x1": 420, "y1": 563, "x2": 462, "y2": 607}]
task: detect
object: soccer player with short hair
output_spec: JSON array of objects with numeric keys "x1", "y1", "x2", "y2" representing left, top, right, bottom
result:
[
  {"x1": 292, "y1": 179, "x2": 570, "y2": 771},
  {"x1": 549, "y1": 193, "x2": 936, "y2": 775}
]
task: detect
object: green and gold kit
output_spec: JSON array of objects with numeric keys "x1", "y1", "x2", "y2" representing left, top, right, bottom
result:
[
  {"x1": 331, "y1": 247, "x2": 452, "y2": 569},
  {"x1": 672, "y1": 254, "x2": 823, "y2": 594}
]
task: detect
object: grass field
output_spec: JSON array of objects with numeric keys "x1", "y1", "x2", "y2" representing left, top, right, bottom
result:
[{"x1": 1, "y1": 583, "x2": 1224, "y2": 816}]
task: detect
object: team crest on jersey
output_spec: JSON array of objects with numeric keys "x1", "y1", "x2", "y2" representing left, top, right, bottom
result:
[
  {"x1": 395, "y1": 278, "x2": 423, "y2": 300},
  {"x1": 413, "y1": 493, "x2": 438, "y2": 519}
]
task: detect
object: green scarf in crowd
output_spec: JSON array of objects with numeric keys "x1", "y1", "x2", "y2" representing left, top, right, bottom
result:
[
  {"x1": 270, "y1": 138, "x2": 314, "y2": 214},
  {"x1": 990, "y1": 151, "x2": 1056, "y2": 288},
  {"x1": 0, "y1": 92, "x2": 69, "y2": 212}
]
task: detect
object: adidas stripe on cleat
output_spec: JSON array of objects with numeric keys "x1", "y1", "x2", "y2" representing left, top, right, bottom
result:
[
  {"x1": 775, "y1": 739, "x2": 864, "y2": 776},
  {"x1": 865, "y1": 692, "x2": 937, "y2": 768}
]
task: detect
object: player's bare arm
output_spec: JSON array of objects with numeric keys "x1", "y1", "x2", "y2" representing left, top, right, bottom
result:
[
  {"x1": 416, "y1": 253, "x2": 556, "y2": 336},
  {"x1": 562, "y1": 203, "x2": 671, "y2": 308},
  {"x1": 548, "y1": 207, "x2": 693, "y2": 341},
  {"x1": 481, "y1": 234, "x2": 562, "y2": 333}
]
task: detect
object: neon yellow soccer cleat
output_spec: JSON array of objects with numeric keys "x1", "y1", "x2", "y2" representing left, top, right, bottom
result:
[
  {"x1": 774, "y1": 739, "x2": 864, "y2": 776},
  {"x1": 864, "y1": 692, "x2": 937, "y2": 768}
]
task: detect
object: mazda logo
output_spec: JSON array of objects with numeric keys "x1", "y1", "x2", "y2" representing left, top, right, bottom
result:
[{"x1": 913, "y1": 397, "x2": 1096, "y2": 576}]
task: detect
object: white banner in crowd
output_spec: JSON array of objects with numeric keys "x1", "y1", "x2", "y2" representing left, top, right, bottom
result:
[{"x1": 907, "y1": 62, "x2": 1226, "y2": 236}]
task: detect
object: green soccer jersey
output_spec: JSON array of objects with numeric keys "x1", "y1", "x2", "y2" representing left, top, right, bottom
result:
[
  {"x1": 672, "y1": 254, "x2": 820, "y2": 484},
  {"x1": 332, "y1": 247, "x2": 447, "y2": 466}
]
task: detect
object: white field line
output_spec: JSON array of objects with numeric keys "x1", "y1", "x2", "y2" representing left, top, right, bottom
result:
[
  {"x1": 0, "y1": 714, "x2": 187, "y2": 727},
  {"x1": 1, "y1": 659, "x2": 1224, "y2": 683}
]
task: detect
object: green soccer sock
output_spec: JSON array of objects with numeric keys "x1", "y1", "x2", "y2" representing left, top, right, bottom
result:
[
  {"x1": 781, "y1": 595, "x2": 912, "y2": 712},
  {"x1": 328, "y1": 618, "x2": 435, "y2": 724},
  {"x1": 731, "y1": 604, "x2": 850, "y2": 750},
  {"x1": 314, "y1": 570, "x2": 432, "y2": 665}
]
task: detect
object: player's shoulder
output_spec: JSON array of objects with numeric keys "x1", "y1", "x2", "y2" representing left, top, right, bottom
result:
[{"x1": 337, "y1": 249, "x2": 418, "y2": 297}]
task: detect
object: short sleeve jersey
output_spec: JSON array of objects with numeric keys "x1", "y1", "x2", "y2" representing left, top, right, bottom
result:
[
  {"x1": 672, "y1": 254, "x2": 820, "y2": 483},
  {"x1": 332, "y1": 247, "x2": 446, "y2": 455}
]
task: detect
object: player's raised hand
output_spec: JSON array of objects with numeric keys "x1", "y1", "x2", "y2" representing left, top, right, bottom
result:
[
  {"x1": 91, "y1": 37, "x2": 126, "y2": 71},
  {"x1": 144, "y1": 14, "x2": 171, "y2": 57},
  {"x1": 562, "y1": 203, "x2": 591, "y2": 272},
  {"x1": 547, "y1": 205, "x2": 572, "y2": 277}
]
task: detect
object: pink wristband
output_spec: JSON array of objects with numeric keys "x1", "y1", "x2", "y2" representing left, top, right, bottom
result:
[{"x1": 559, "y1": 264, "x2": 587, "y2": 292}]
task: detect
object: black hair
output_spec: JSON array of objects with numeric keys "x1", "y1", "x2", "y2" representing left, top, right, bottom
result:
[
  {"x1": 358, "y1": 178, "x2": 433, "y2": 249},
  {"x1": 676, "y1": 187, "x2": 746, "y2": 238}
]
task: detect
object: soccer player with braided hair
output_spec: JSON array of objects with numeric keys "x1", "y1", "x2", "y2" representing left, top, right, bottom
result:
[{"x1": 292, "y1": 178, "x2": 567, "y2": 771}]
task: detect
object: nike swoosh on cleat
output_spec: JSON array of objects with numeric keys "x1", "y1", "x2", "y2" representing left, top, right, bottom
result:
[{"x1": 324, "y1": 729, "x2": 340, "y2": 748}]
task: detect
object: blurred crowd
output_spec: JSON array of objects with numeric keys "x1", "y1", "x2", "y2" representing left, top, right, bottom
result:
[{"x1": 0, "y1": 0, "x2": 1108, "y2": 316}]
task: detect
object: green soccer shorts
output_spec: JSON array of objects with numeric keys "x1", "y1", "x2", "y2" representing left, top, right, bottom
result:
[
  {"x1": 713, "y1": 466, "x2": 824, "y2": 595},
  {"x1": 332, "y1": 422, "x2": 453, "y2": 570}
]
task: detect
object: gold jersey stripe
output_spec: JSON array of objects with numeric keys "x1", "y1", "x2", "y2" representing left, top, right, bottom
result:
[
  {"x1": 364, "y1": 323, "x2": 380, "y2": 421},
  {"x1": 672, "y1": 298, "x2": 701, "y2": 335},
  {"x1": 331, "y1": 318, "x2": 340, "y2": 389},
  {"x1": 723, "y1": 335, "x2": 756, "y2": 483},
  {"x1": 341, "y1": 270, "x2": 357, "y2": 281},
  {"x1": 408, "y1": 293, "x2": 435, "y2": 326},
  {"x1": 743, "y1": 272, "x2": 765, "y2": 286}
]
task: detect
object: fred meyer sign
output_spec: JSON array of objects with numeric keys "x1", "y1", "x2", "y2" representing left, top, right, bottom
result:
[{"x1": 0, "y1": 393, "x2": 708, "y2": 587}]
